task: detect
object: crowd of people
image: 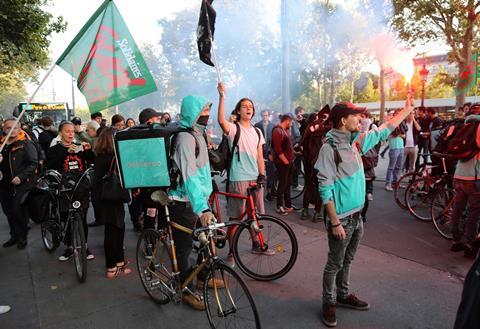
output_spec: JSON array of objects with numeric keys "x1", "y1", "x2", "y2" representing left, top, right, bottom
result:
[{"x1": 0, "y1": 86, "x2": 479, "y2": 327}]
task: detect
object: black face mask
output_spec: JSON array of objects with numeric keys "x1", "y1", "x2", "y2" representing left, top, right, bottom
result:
[{"x1": 197, "y1": 115, "x2": 209, "y2": 126}]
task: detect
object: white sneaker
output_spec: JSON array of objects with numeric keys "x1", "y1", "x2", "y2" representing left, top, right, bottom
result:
[
  {"x1": 385, "y1": 185, "x2": 393, "y2": 192},
  {"x1": 293, "y1": 184, "x2": 304, "y2": 191},
  {"x1": 0, "y1": 305, "x2": 11, "y2": 315},
  {"x1": 367, "y1": 193, "x2": 373, "y2": 201},
  {"x1": 225, "y1": 253, "x2": 235, "y2": 268}
]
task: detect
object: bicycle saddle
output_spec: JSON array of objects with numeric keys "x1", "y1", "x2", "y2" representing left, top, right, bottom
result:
[{"x1": 151, "y1": 190, "x2": 172, "y2": 206}]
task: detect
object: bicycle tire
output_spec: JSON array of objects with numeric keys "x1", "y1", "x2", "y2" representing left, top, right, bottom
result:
[
  {"x1": 405, "y1": 177, "x2": 435, "y2": 222},
  {"x1": 273, "y1": 170, "x2": 305, "y2": 201},
  {"x1": 232, "y1": 215, "x2": 298, "y2": 281},
  {"x1": 136, "y1": 229, "x2": 173, "y2": 304},
  {"x1": 431, "y1": 187, "x2": 456, "y2": 239},
  {"x1": 72, "y1": 212, "x2": 87, "y2": 283},
  {"x1": 204, "y1": 262, "x2": 261, "y2": 329},
  {"x1": 394, "y1": 172, "x2": 421, "y2": 210},
  {"x1": 41, "y1": 220, "x2": 60, "y2": 253}
]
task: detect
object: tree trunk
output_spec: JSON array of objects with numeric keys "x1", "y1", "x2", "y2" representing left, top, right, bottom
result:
[
  {"x1": 350, "y1": 80, "x2": 354, "y2": 102},
  {"x1": 329, "y1": 66, "x2": 336, "y2": 105},
  {"x1": 380, "y1": 68, "x2": 386, "y2": 123}
]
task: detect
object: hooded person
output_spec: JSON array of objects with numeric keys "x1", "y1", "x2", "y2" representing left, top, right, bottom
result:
[{"x1": 166, "y1": 95, "x2": 221, "y2": 310}]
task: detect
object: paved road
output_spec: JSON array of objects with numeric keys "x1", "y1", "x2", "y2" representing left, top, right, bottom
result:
[{"x1": 0, "y1": 159, "x2": 472, "y2": 329}]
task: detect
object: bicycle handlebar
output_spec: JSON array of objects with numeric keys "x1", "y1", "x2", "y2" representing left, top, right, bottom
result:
[{"x1": 192, "y1": 220, "x2": 245, "y2": 238}]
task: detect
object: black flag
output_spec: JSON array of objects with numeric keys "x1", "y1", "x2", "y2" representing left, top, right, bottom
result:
[{"x1": 197, "y1": 0, "x2": 216, "y2": 67}]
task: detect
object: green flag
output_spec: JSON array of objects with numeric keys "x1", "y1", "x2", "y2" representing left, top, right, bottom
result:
[
  {"x1": 456, "y1": 51, "x2": 478, "y2": 96},
  {"x1": 56, "y1": 0, "x2": 157, "y2": 113}
]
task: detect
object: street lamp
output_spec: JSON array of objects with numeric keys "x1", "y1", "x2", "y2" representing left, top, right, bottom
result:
[{"x1": 419, "y1": 63, "x2": 429, "y2": 108}]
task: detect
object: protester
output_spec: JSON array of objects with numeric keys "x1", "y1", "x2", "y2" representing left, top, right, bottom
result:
[
  {"x1": 126, "y1": 118, "x2": 136, "y2": 128},
  {"x1": 454, "y1": 253, "x2": 480, "y2": 329},
  {"x1": 271, "y1": 113, "x2": 296, "y2": 215},
  {"x1": 161, "y1": 112, "x2": 172, "y2": 125},
  {"x1": 403, "y1": 111, "x2": 421, "y2": 173},
  {"x1": 255, "y1": 110, "x2": 276, "y2": 201},
  {"x1": 316, "y1": 99, "x2": 414, "y2": 328},
  {"x1": 111, "y1": 114, "x2": 126, "y2": 130},
  {"x1": 217, "y1": 84, "x2": 267, "y2": 264},
  {"x1": 385, "y1": 110, "x2": 407, "y2": 191},
  {"x1": 450, "y1": 104, "x2": 480, "y2": 259},
  {"x1": 46, "y1": 121, "x2": 94, "y2": 261},
  {"x1": 36, "y1": 116, "x2": 58, "y2": 154},
  {"x1": 168, "y1": 94, "x2": 221, "y2": 310},
  {"x1": 0, "y1": 118, "x2": 38, "y2": 249},
  {"x1": 93, "y1": 127, "x2": 132, "y2": 278},
  {"x1": 85, "y1": 120, "x2": 100, "y2": 140},
  {"x1": 91, "y1": 112, "x2": 103, "y2": 125},
  {"x1": 416, "y1": 107, "x2": 431, "y2": 166},
  {"x1": 71, "y1": 116, "x2": 94, "y2": 146}
]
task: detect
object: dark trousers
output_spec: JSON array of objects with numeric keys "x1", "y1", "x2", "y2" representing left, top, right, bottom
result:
[
  {"x1": 292, "y1": 156, "x2": 302, "y2": 187},
  {"x1": 128, "y1": 196, "x2": 142, "y2": 226},
  {"x1": 91, "y1": 190, "x2": 103, "y2": 224},
  {"x1": 61, "y1": 208, "x2": 88, "y2": 246},
  {"x1": 0, "y1": 190, "x2": 29, "y2": 241},
  {"x1": 361, "y1": 180, "x2": 374, "y2": 219},
  {"x1": 276, "y1": 162, "x2": 293, "y2": 208},
  {"x1": 303, "y1": 160, "x2": 321, "y2": 211},
  {"x1": 266, "y1": 160, "x2": 277, "y2": 194},
  {"x1": 416, "y1": 138, "x2": 430, "y2": 169},
  {"x1": 451, "y1": 180, "x2": 480, "y2": 245},
  {"x1": 454, "y1": 256, "x2": 480, "y2": 329},
  {"x1": 167, "y1": 201, "x2": 206, "y2": 287},
  {"x1": 104, "y1": 223, "x2": 125, "y2": 268}
]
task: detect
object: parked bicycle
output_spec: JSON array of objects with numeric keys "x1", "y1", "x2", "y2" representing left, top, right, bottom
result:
[
  {"x1": 209, "y1": 173, "x2": 298, "y2": 281},
  {"x1": 39, "y1": 168, "x2": 93, "y2": 283},
  {"x1": 136, "y1": 190, "x2": 261, "y2": 329}
]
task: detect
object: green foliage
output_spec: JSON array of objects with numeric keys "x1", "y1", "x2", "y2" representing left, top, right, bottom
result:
[
  {"x1": 0, "y1": 0, "x2": 66, "y2": 87},
  {"x1": 355, "y1": 78, "x2": 380, "y2": 103},
  {"x1": 0, "y1": 73, "x2": 26, "y2": 118}
]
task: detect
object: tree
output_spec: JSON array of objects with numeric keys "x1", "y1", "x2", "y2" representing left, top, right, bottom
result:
[
  {"x1": 0, "y1": 73, "x2": 26, "y2": 118},
  {"x1": 391, "y1": 0, "x2": 480, "y2": 108},
  {"x1": 0, "y1": 0, "x2": 66, "y2": 88}
]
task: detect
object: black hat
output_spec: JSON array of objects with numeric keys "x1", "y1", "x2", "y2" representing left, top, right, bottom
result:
[
  {"x1": 71, "y1": 117, "x2": 82, "y2": 125},
  {"x1": 139, "y1": 108, "x2": 161, "y2": 124},
  {"x1": 328, "y1": 102, "x2": 366, "y2": 128}
]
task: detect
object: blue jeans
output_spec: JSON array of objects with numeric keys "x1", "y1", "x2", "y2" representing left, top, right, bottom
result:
[
  {"x1": 386, "y1": 148, "x2": 404, "y2": 185},
  {"x1": 323, "y1": 216, "x2": 364, "y2": 304},
  {"x1": 452, "y1": 179, "x2": 480, "y2": 245}
]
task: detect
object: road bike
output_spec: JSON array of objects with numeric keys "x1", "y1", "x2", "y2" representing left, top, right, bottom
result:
[
  {"x1": 136, "y1": 190, "x2": 261, "y2": 329},
  {"x1": 39, "y1": 168, "x2": 92, "y2": 283},
  {"x1": 209, "y1": 174, "x2": 298, "y2": 281}
]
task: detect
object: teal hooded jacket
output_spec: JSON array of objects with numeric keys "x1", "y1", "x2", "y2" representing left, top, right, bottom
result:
[
  {"x1": 315, "y1": 124, "x2": 393, "y2": 220},
  {"x1": 168, "y1": 95, "x2": 213, "y2": 216}
]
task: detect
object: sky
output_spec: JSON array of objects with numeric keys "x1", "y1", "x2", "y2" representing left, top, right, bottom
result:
[{"x1": 29, "y1": 0, "x2": 449, "y2": 108}]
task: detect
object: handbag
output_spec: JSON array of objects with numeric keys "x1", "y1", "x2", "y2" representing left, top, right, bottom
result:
[{"x1": 100, "y1": 157, "x2": 131, "y2": 203}]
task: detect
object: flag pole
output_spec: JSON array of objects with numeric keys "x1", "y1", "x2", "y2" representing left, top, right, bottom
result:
[
  {"x1": 203, "y1": 0, "x2": 222, "y2": 83},
  {"x1": 0, "y1": 63, "x2": 56, "y2": 152}
]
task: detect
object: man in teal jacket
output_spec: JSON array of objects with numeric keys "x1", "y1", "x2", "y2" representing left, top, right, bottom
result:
[
  {"x1": 316, "y1": 101, "x2": 413, "y2": 327},
  {"x1": 168, "y1": 95, "x2": 216, "y2": 310}
]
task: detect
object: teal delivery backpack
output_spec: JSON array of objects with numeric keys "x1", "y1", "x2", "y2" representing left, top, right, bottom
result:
[{"x1": 114, "y1": 124, "x2": 180, "y2": 189}]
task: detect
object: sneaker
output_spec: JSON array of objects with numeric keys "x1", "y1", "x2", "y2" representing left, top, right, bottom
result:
[
  {"x1": 322, "y1": 303, "x2": 337, "y2": 327},
  {"x1": 300, "y1": 208, "x2": 310, "y2": 220},
  {"x1": 337, "y1": 294, "x2": 370, "y2": 310},
  {"x1": 385, "y1": 184, "x2": 393, "y2": 192},
  {"x1": 182, "y1": 292, "x2": 205, "y2": 310},
  {"x1": 0, "y1": 305, "x2": 11, "y2": 315},
  {"x1": 86, "y1": 248, "x2": 95, "y2": 260},
  {"x1": 2, "y1": 238, "x2": 18, "y2": 248},
  {"x1": 17, "y1": 240, "x2": 27, "y2": 249},
  {"x1": 276, "y1": 206, "x2": 288, "y2": 215},
  {"x1": 251, "y1": 245, "x2": 275, "y2": 256},
  {"x1": 293, "y1": 184, "x2": 304, "y2": 191},
  {"x1": 450, "y1": 242, "x2": 466, "y2": 252},
  {"x1": 367, "y1": 193, "x2": 373, "y2": 201},
  {"x1": 464, "y1": 244, "x2": 478, "y2": 259},
  {"x1": 312, "y1": 212, "x2": 323, "y2": 223},
  {"x1": 87, "y1": 220, "x2": 103, "y2": 227},
  {"x1": 284, "y1": 206, "x2": 301, "y2": 213},
  {"x1": 59, "y1": 248, "x2": 74, "y2": 262}
]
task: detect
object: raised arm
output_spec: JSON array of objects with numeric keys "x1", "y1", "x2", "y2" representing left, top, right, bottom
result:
[{"x1": 217, "y1": 83, "x2": 230, "y2": 135}]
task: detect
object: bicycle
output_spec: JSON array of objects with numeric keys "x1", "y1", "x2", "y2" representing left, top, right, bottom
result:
[
  {"x1": 136, "y1": 190, "x2": 261, "y2": 329},
  {"x1": 393, "y1": 153, "x2": 432, "y2": 210},
  {"x1": 39, "y1": 168, "x2": 92, "y2": 283},
  {"x1": 272, "y1": 156, "x2": 305, "y2": 200},
  {"x1": 209, "y1": 174, "x2": 298, "y2": 281}
]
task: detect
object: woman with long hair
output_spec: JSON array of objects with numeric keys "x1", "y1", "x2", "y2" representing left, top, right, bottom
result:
[{"x1": 93, "y1": 127, "x2": 131, "y2": 278}]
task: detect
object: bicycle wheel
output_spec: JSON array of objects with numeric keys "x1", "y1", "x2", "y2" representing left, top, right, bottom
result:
[
  {"x1": 41, "y1": 220, "x2": 60, "y2": 252},
  {"x1": 71, "y1": 212, "x2": 87, "y2": 283},
  {"x1": 136, "y1": 229, "x2": 173, "y2": 304},
  {"x1": 204, "y1": 262, "x2": 261, "y2": 329},
  {"x1": 405, "y1": 177, "x2": 435, "y2": 222},
  {"x1": 431, "y1": 187, "x2": 456, "y2": 239},
  {"x1": 273, "y1": 169, "x2": 305, "y2": 201},
  {"x1": 394, "y1": 172, "x2": 421, "y2": 210},
  {"x1": 232, "y1": 215, "x2": 298, "y2": 281}
]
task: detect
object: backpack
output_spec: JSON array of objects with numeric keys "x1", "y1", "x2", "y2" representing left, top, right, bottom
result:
[
  {"x1": 209, "y1": 122, "x2": 261, "y2": 173},
  {"x1": 445, "y1": 121, "x2": 480, "y2": 161},
  {"x1": 114, "y1": 123, "x2": 202, "y2": 189},
  {"x1": 433, "y1": 119, "x2": 463, "y2": 154}
]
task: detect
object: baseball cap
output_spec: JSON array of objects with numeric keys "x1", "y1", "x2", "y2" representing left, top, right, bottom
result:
[
  {"x1": 139, "y1": 108, "x2": 162, "y2": 124},
  {"x1": 328, "y1": 102, "x2": 367, "y2": 127},
  {"x1": 71, "y1": 117, "x2": 82, "y2": 125}
]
